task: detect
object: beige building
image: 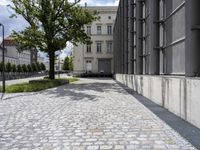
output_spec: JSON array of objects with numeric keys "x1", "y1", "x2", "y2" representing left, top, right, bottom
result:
[
  {"x1": 0, "y1": 37, "x2": 35, "y2": 65},
  {"x1": 73, "y1": 6, "x2": 117, "y2": 74}
]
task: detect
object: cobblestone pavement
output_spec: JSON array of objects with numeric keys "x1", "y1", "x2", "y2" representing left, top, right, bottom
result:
[{"x1": 0, "y1": 78, "x2": 196, "y2": 150}]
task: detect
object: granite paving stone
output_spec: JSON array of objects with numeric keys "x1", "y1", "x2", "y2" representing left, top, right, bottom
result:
[{"x1": 0, "y1": 78, "x2": 196, "y2": 150}]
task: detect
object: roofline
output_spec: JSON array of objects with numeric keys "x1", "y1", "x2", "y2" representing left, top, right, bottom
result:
[{"x1": 84, "y1": 6, "x2": 118, "y2": 11}]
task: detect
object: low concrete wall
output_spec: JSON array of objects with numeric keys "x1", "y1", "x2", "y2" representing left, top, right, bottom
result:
[{"x1": 115, "y1": 74, "x2": 200, "y2": 129}]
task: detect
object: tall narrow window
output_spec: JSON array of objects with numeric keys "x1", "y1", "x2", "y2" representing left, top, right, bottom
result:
[
  {"x1": 96, "y1": 42, "x2": 102, "y2": 53},
  {"x1": 107, "y1": 25, "x2": 112, "y2": 35},
  {"x1": 86, "y1": 26, "x2": 91, "y2": 35},
  {"x1": 97, "y1": 26, "x2": 102, "y2": 35},
  {"x1": 107, "y1": 42, "x2": 113, "y2": 53},
  {"x1": 86, "y1": 44, "x2": 91, "y2": 53}
]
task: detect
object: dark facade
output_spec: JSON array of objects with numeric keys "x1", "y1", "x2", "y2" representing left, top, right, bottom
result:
[{"x1": 114, "y1": 0, "x2": 200, "y2": 77}]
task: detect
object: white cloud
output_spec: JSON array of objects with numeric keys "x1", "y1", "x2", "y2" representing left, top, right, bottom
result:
[
  {"x1": 0, "y1": 6, "x2": 29, "y2": 37},
  {"x1": 69, "y1": 0, "x2": 119, "y2": 6},
  {"x1": 0, "y1": 0, "x2": 10, "y2": 6},
  {"x1": 60, "y1": 42, "x2": 73, "y2": 59}
]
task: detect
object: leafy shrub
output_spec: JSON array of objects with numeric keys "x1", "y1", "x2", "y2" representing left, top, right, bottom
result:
[
  {"x1": 27, "y1": 64, "x2": 32, "y2": 72},
  {"x1": 22, "y1": 64, "x2": 27, "y2": 72},
  {"x1": 40, "y1": 63, "x2": 46, "y2": 71},
  {"x1": 36, "y1": 62, "x2": 41, "y2": 71},
  {"x1": 11, "y1": 64, "x2": 17, "y2": 72},
  {"x1": 6, "y1": 62, "x2": 12, "y2": 73},
  {"x1": 17, "y1": 64, "x2": 22, "y2": 73},
  {"x1": 31, "y1": 63, "x2": 37, "y2": 72}
]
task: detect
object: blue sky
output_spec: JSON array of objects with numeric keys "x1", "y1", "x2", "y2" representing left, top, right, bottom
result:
[{"x1": 0, "y1": 0, "x2": 119, "y2": 59}]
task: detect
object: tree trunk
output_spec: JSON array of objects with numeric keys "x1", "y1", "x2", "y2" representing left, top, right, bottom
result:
[{"x1": 49, "y1": 51, "x2": 55, "y2": 80}]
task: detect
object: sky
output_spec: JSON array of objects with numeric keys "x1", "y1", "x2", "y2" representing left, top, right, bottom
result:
[{"x1": 0, "y1": 0, "x2": 119, "y2": 60}]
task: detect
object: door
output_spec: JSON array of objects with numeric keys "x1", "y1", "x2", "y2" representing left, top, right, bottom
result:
[
  {"x1": 98, "y1": 59, "x2": 111, "y2": 74},
  {"x1": 86, "y1": 60, "x2": 92, "y2": 72}
]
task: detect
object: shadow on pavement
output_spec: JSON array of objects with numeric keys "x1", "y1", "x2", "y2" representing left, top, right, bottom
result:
[{"x1": 40, "y1": 80, "x2": 128, "y2": 102}]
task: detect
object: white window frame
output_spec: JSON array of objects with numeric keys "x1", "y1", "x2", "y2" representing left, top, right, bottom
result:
[
  {"x1": 86, "y1": 26, "x2": 91, "y2": 35},
  {"x1": 96, "y1": 42, "x2": 102, "y2": 53},
  {"x1": 97, "y1": 26, "x2": 102, "y2": 35},
  {"x1": 86, "y1": 44, "x2": 91, "y2": 53},
  {"x1": 107, "y1": 42, "x2": 113, "y2": 53},
  {"x1": 107, "y1": 25, "x2": 112, "y2": 35}
]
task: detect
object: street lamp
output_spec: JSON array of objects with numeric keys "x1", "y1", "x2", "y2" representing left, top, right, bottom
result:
[{"x1": 0, "y1": 23, "x2": 6, "y2": 95}]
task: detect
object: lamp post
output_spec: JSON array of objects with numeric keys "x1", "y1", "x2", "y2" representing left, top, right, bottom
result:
[{"x1": 0, "y1": 23, "x2": 5, "y2": 94}]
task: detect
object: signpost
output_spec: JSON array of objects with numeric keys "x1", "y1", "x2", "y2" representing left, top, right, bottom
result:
[{"x1": 0, "y1": 23, "x2": 6, "y2": 98}]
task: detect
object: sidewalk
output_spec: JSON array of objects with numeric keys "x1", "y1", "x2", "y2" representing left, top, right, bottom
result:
[{"x1": 0, "y1": 78, "x2": 196, "y2": 150}]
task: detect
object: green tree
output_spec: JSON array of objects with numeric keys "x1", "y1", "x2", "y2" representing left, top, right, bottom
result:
[
  {"x1": 62, "y1": 57, "x2": 70, "y2": 71},
  {"x1": 11, "y1": 64, "x2": 17, "y2": 72},
  {"x1": 27, "y1": 64, "x2": 32, "y2": 72},
  {"x1": 36, "y1": 62, "x2": 41, "y2": 72},
  {"x1": 69, "y1": 56, "x2": 73, "y2": 71},
  {"x1": 17, "y1": 64, "x2": 22, "y2": 73},
  {"x1": 22, "y1": 64, "x2": 27, "y2": 72},
  {"x1": 40, "y1": 63, "x2": 46, "y2": 71},
  {"x1": 31, "y1": 63, "x2": 37, "y2": 72},
  {"x1": 6, "y1": 62, "x2": 12, "y2": 73},
  {"x1": 10, "y1": 0, "x2": 98, "y2": 79}
]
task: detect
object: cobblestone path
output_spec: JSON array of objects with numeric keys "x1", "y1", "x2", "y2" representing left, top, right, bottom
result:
[{"x1": 0, "y1": 78, "x2": 196, "y2": 150}]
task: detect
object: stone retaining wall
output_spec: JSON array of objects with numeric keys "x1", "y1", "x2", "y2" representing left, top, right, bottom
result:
[{"x1": 115, "y1": 74, "x2": 200, "y2": 129}]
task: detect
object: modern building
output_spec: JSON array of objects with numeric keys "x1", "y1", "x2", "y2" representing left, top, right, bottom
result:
[
  {"x1": 73, "y1": 6, "x2": 118, "y2": 74},
  {"x1": 114, "y1": 0, "x2": 200, "y2": 129}
]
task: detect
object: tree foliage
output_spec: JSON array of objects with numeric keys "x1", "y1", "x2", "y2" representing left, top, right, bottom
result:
[
  {"x1": 10, "y1": 0, "x2": 98, "y2": 79},
  {"x1": 69, "y1": 56, "x2": 73, "y2": 71},
  {"x1": 22, "y1": 64, "x2": 27, "y2": 72},
  {"x1": 27, "y1": 64, "x2": 32, "y2": 72},
  {"x1": 11, "y1": 64, "x2": 17, "y2": 72},
  {"x1": 40, "y1": 63, "x2": 46, "y2": 71},
  {"x1": 62, "y1": 56, "x2": 73, "y2": 71},
  {"x1": 17, "y1": 64, "x2": 22, "y2": 73},
  {"x1": 62, "y1": 57, "x2": 70, "y2": 71},
  {"x1": 31, "y1": 63, "x2": 37, "y2": 72},
  {"x1": 36, "y1": 62, "x2": 41, "y2": 72},
  {"x1": 6, "y1": 62, "x2": 12, "y2": 73}
]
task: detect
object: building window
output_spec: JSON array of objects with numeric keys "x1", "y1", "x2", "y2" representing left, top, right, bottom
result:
[
  {"x1": 86, "y1": 60, "x2": 91, "y2": 63},
  {"x1": 108, "y1": 16, "x2": 111, "y2": 19},
  {"x1": 96, "y1": 42, "x2": 102, "y2": 53},
  {"x1": 107, "y1": 25, "x2": 112, "y2": 35},
  {"x1": 86, "y1": 26, "x2": 91, "y2": 35},
  {"x1": 86, "y1": 44, "x2": 91, "y2": 53},
  {"x1": 97, "y1": 26, "x2": 102, "y2": 35},
  {"x1": 107, "y1": 42, "x2": 113, "y2": 53}
]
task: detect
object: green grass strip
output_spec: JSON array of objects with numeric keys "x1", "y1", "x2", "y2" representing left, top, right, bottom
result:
[{"x1": 0, "y1": 78, "x2": 79, "y2": 93}]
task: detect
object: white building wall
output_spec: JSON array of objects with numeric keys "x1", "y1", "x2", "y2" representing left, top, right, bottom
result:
[
  {"x1": 0, "y1": 45, "x2": 31, "y2": 65},
  {"x1": 19, "y1": 50, "x2": 31, "y2": 65}
]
